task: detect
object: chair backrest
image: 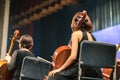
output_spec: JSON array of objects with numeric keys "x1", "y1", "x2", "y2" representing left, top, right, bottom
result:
[
  {"x1": 78, "y1": 40, "x2": 117, "y2": 80},
  {"x1": 79, "y1": 40, "x2": 117, "y2": 68},
  {"x1": 20, "y1": 56, "x2": 52, "y2": 80}
]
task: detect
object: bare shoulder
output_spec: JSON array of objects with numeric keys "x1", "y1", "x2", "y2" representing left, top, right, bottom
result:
[
  {"x1": 72, "y1": 30, "x2": 82, "y2": 36},
  {"x1": 71, "y1": 31, "x2": 83, "y2": 41}
]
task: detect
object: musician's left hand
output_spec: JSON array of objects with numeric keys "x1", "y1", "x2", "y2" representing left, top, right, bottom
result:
[{"x1": 48, "y1": 69, "x2": 61, "y2": 77}]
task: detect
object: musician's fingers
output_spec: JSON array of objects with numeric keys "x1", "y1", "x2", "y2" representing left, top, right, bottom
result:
[
  {"x1": 52, "y1": 72, "x2": 56, "y2": 77},
  {"x1": 48, "y1": 71, "x2": 53, "y2": 77},
  {"x1": 48, "y1": 72, "x2": 51, "y2": 76},
  {"x1": 5, "y1": 55, "x2": 11, "y2": 63},
  {"x1": 6, "y1": 53, "x2": 9, "y2": 56},
  {"x1": 49, "y1": 71, "x2": 56, "y2": 77}
]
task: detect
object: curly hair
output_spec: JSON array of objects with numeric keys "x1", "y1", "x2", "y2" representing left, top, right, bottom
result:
[{"x1": 71, "y1": 10, "x2": 93, "y2": 32}]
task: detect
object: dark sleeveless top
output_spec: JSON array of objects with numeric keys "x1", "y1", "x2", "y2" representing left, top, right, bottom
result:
[{"x1": 75, "y1": 30, "x2": 96, "y2": 66}]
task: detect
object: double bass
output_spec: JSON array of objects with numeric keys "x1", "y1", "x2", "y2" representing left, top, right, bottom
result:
[{"x1": 0, "y1": 30, "x2": 19, "y2": 80}]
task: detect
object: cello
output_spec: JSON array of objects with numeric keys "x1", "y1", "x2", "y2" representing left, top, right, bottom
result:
[
  {"x1": 51, "y1": 46, "x2": 71, "y2": 70},
  {"x1": 102, "y1": 43, "x2": 120, "y2": 79},
  {"x1": 44, "y1": 46, "x2": 71, "y2": 80},
  {"x1": 0, "y1": 30, "x2": 19, "y2": 80}
]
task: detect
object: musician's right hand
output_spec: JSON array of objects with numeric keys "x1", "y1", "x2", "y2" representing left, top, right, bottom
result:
[
  {"x1": 5, "y1": 54, "x2": 11, "y2": 63},
  {"x1": 48, "y1": 69, "x2": 61, "y2": 77}
]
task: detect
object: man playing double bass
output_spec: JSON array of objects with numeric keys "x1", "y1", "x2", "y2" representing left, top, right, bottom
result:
[{"x1": 5, "y1": 34, "x2": 35, "y2": 80}]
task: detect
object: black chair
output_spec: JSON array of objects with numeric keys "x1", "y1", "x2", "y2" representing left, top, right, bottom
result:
[
  {"x1": 20, "y1": 56, "x2": 52, "y2": 80},
  {"x1": 78, "y1": 40, "x2": 117, "y2": 80}
]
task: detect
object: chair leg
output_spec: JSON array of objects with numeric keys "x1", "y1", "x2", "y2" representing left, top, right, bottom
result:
[
  {"x1": 78, "y1": 68, "x2": 82, "y2": 80},
  {"x1": 112, "y1": 67, "x2": 116, "y2": 80}
]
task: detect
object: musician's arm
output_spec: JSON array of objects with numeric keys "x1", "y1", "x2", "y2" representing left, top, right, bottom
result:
[
  {"x1": 7, "y1": 51, "x2": 17, "y2": 71},
  {"x1": 59, "y1": 32, "x2": 80, "y2": 71},
  {"x1": 48, "y1": 32, "x2": 80, "y2": 77}
]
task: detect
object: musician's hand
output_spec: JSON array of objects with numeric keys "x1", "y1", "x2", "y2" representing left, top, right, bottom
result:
[
  {"x1": 44, "y1": 76, "x2": 48, "y2": 80},
  {"x1": 5, "y1": 54, "x2": 11, "y2": 63},
  {"x1": 48, "y1": 69, "x2": 61, "y2": 77}
]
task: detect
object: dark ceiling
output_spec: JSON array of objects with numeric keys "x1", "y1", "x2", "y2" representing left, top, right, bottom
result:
[
  {"x1": 10, "y1": 0, "x2": 82, "y2": 26},
  {"x1": 10, "y1": 0, "x2": 49, "y2": 16}
]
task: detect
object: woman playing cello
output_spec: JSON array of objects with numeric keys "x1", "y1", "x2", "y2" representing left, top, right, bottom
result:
[{"x1": 48, "y1": 10, "x2": 103, "y2": 80}]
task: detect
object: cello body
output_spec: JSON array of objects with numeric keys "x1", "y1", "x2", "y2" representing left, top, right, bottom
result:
[
  {"x1": 52, "y1": 46, "x2": 71, "y2": 70},
  {"x1": 44, "y1": 46, "x2": 71, "y2": 80},
  {"x1": 102, "y1": 68, "x2": 113, "y2": 79},
  {"x1": 102, "y1": 60, "x2": 120, "y2": 80}
]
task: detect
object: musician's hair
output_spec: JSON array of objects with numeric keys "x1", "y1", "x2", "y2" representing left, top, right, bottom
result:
[
  {"x1": 19, "y1": 34, "x2": 33, "y2": 49},
  {"x1": 71, "y1": 11, "x2": 93, "y2": 32}
]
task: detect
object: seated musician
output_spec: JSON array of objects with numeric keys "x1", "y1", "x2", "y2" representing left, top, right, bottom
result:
[
  {"x1": 48, "y1": 10, "x2": 103, "y2": 80},
  {"x1": 5, "y1": 34, "x2": 35, "y2": 80}
]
